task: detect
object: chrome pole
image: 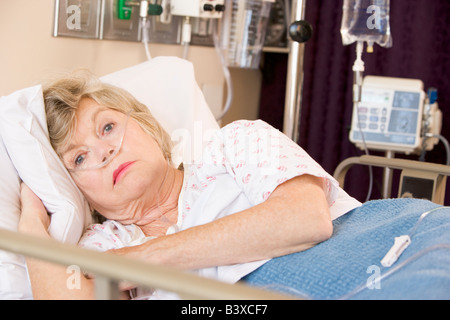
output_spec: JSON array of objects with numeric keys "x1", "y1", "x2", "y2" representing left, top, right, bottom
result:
[{"x1": 283, "y1": 0, "x2": 308, "y2": 143}]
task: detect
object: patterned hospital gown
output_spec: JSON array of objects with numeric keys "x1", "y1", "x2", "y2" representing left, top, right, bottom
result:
[{"x1": 79, "y1": 120, "x2": 361, "y2": 284}]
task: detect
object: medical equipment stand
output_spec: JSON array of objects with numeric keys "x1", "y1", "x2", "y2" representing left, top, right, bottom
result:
[
  {"x1": 283, "y1": 0, "x2": 311, "y2": 143},
  {"x1": 382, "y1": 150, "x2": 395, "y2": 198}
]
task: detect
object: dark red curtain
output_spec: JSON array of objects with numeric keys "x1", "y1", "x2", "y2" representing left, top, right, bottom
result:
[{"x1": 259, "y1": 0, "x2": 450, "y2": 204}]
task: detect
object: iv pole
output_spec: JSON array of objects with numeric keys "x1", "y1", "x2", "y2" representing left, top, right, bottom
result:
[{"x1": 283, "y1": 0, "x2": 311, "y2": 142}]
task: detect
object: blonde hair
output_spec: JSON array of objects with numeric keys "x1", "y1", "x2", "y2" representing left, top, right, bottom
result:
[{"x1": 43, "y1": 70, "x2": 173, "y2": 164}]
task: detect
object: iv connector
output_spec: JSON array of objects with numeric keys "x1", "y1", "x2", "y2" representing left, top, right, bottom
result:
[{"x1": 381, "y1": 235, "x2": 411, "y2": 267}]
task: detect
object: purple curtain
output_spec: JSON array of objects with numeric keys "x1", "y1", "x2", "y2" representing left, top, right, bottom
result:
[{"x1": 259, "y1": 0, "x2": 450, "y2": 204}]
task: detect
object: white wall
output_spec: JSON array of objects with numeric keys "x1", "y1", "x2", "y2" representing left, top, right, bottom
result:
[{"x1": 0, "y1": 0, "x2": 261, "y2": 125}]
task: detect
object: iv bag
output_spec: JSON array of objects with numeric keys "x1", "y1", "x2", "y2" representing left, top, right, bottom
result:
[{"x1": 341, "y1": 0, "x2": 392, "y2": 50}]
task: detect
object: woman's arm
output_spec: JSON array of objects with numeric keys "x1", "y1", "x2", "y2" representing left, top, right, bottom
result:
[
  {"x1": 113, "y1": 174, "x2": 333, "y2": 270},
  {"x1": 19, "y1": 172, "x2": 330, "y2": 298},
  {"x1": 19, "y1": 184, "x2": 95, "y2": 299}
]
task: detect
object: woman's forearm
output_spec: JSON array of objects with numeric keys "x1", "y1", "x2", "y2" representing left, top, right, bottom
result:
[
  {"x1": 19, "y1": 183, "x2": 95, "y2": 299},
  {"x1": 26, "y1": 258, "x2": 95, "y2": 300},
  {"x1": 115, "y1": 174, "x2": 333, "y2": 270},
  {"x1": 18, "y1": 222, "x2": 95, "y2": 299}
]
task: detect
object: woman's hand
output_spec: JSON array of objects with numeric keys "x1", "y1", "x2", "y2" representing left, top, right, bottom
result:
[{"x1": 18, "y1": 183, "x2": 51, "y2": 238}]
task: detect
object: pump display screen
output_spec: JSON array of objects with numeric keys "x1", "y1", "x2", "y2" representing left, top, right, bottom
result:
[{"x1": 393, "y1": 91, "x2": 421, "y2": 109}]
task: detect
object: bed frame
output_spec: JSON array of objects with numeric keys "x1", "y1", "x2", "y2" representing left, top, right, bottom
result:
[
  {"x1": 0, "y1": 229, "x2": 292, "y2": 300},
  {"x1": 0, "y1": 228, "x2": 292, "y2": 300},
  {"x1": 334, "y1": 155, "x2": 450, "y2": 205}
]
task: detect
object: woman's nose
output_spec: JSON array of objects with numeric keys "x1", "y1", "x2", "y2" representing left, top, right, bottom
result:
[
  {"x1": 102, "y1": 148, "x2": 115, "y2": 163},
  {"x1": 94, "y1": 139, "x2": 117, "y2": 163}
]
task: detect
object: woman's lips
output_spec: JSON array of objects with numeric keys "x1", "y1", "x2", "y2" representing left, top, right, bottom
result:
[{"x1": 113, "y1": 161, "x2": 136, "y2": 185}]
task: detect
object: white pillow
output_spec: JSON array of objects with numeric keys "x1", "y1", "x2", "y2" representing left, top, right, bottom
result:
[
  {"x1": 0, "y1": 56, "x2": 219, "y2": 299},
  {"x1": 0, "y1": 85, "x2": 92, "y2": 299},
  {"x1": 0, "y1": 135, "x2": 33, "y2": 299},
  {"x1": 0, "y1": 85, "x2": 92, "y2": 243}
]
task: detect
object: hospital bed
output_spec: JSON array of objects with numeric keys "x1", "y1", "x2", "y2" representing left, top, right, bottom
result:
[{"x1": 1, "y1": 57, "x2": 449, "y2": 300}]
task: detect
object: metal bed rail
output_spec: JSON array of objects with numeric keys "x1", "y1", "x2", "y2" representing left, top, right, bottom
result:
[
  {"x1": 0, "y1": 228, "x2": 293, "y2": 300},
  {"x1": 334, "y1": 155, "x2": 450, "y2": 204}
]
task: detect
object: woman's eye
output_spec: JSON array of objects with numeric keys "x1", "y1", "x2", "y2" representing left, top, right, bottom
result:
[
  {"x1": 75, "y1": 154, "x2": 85, "y2": 166},
  {"x1": 103, "y1": 123, "x2": 114, "y2": 134}
]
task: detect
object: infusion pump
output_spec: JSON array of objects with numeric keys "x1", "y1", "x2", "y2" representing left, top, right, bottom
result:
[{"x1": 350, "y1": 76, "x2": 442, "y2": 154}]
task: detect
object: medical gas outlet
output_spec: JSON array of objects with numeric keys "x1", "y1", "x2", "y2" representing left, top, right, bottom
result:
[
  {"x1": 117, "y1": 0, "x2": 163, "y2": 20},
  {"x1": 171, "y1": 0, "x2": 226, "y2": 19}
]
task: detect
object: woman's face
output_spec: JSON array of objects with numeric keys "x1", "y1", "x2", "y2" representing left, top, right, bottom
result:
[{"x1": 62, "y1": 98, "x2": 167, "y2": 224}]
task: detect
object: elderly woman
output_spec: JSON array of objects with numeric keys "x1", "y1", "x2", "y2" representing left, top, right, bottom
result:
[{"x1": 18, "y1": 71, "x2": 361, "y2": 299}]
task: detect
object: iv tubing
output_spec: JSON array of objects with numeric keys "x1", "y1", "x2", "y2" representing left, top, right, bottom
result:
[
  {"x1": 144, "y1": 37, "x2": 152, "y2": 60},
  {"x1": 339, "y1": 244, "x2": 450, "y2": 300},
  {"x1": 139, "y1": 0, "x2": 152, "y2": 60},
  {"x1": 408, "y1": 206, "x2": 450, "y2": 238},
  {"x1": 182, "y1": 17, "x2": 192, "y2": 60},
  {"x1": 355, "y1": 101, "x2": 373, "y2": 202},
  {"x1": 213, "y1": 19, "x2": 233, "y2": 122},
  {"x1": 340, "y1": 206, "x2": 450, "y2": 300},
  {"x1": 424, "y1": 133, "x2": 450, "y2": 166},
  {"x1": 353, "y1": 41, "x2": 365, "y2": 103},
  {"x1": 353, "y1": 41, "x2": 373, "y2": 202}
]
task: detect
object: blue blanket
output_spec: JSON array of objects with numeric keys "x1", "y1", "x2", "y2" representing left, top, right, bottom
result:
[{"x1": 242, "y1": 199, "x2": 450, "y2": 300}]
